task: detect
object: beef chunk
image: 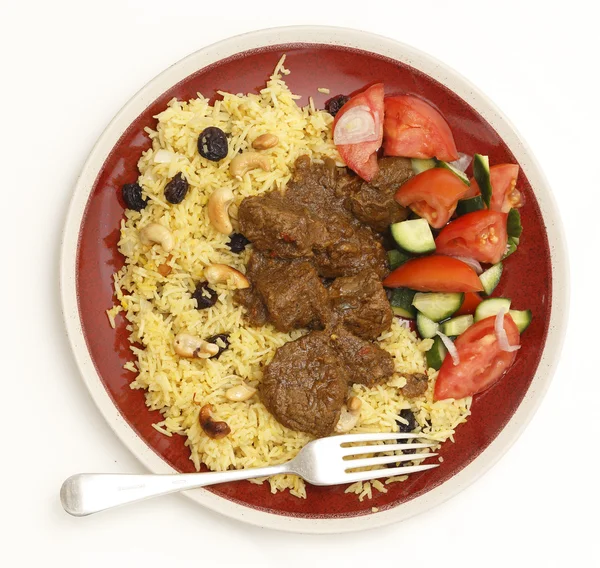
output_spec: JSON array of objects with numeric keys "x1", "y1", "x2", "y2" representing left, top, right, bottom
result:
[
  {"x1": 235, "y1": 252, "x2": 331, "y2": 332},
  {"x1": 331, "y1": 326, "x2": 395, "y2": 387},
  {"x1": 238, "y1": 192, "x2": 327, "y2": 259},
  {"x1": 344, "y1": 157, "x2": 413, "y2": 232},
  {"x1": 260, "y1": 332, "x2": 347, "y2": 437},
  {"x1": 400, "y1": 373, "x2": 429, "y2": 399},
  {"x1": 260, "y1": 327, "x2": 394, "y2": 436},
  {"x1": 329, "y1": 269, "x2": 393, "y2": 340}
]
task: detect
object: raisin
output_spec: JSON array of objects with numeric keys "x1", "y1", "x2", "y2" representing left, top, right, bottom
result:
[
  {"x1": 121, "y1": 183, "x2": 147, "y2": 211},
  {"x1": 198, "y1": 127, "x2": 228, "y2": 161},
  {"x1": 192, "y1": 282, "x2": 218, "y2": 310},
  {"x1": 397, "y1": 408, "x2": 417, "y2": 433},
  {"x1": 164, "y1": 173, "x2": 189, "y2": 204},
  {"x1": 324, "y1": 94, "x2": 350, "y2": 117},
  {"x1": 205, "y1": 333, "x2": 230, "y2": 359},
  {"x1": 226, "y1": 233, "x2": 251, "y2": 253}
]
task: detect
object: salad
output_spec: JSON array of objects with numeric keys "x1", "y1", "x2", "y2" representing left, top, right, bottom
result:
[{"x1": 331, "y1": 82, "x2": 531, "y2": 402}]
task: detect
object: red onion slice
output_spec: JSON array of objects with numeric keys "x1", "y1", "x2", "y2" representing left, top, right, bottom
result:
[
  {"x1": 449, "y1": 153, "x2": 472, "y2": 172},
  {"x1": 495, "y1": 308, "x2": 521, "y2": 352},
  {"x1": 436, "y1": 331, "x2": 460, "y2": 365},
  {"x1": 450, "y1": 256, "x2": 483, "y2": 275},
  {"x1": 333, "y1": 105, "x2": 379, "y2": 145}
]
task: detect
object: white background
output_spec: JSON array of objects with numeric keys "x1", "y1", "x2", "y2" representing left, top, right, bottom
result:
[{"x1": 2, "y1": 1, "x2": 598, "y2": 566}]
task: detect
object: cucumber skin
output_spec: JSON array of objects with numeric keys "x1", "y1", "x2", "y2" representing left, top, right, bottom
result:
[
  {"x1": 473, "y1": 154, "x2": 493, "y2": 208},
  {"x1": 388, "y1": 249, "x2": 411, "y2": 271},
  {"x1": 390, "y1": 288, "x2": 417, "y2": 319},
  {"x1": 456, "y1": 196, "x2": 485, "y2": 216},
  {"x1": 507, "y1": 209, "x2": 523, "y2": 238},
  {"x1": 426, "y1": 336, "x2": 447, "y2": 370}
]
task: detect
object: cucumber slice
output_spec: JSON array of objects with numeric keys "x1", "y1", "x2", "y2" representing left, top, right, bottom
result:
[
  {"x1": 411, "y1": 158, "x2": 436, "y2": 175},
  {"x1": 507, "y1": 208, "x2": 523, "y2": 238},
  {"x1": 502, "y1": 237, "x2": 518, "y2": 260},
  {"x1": 456, "y1": 195, "x2": 485, "y2": 216},
  {"x1": 426, "y1": 336, "x2": 447, "y2": 370},
  {"x1": 436, "y1": 160, "x2": 470, "y2": 185},
  {"x1": 474, "y1": 298, "x2": 512, "y2": 322},
  {"x1": 509, "y1": 309, "x2": 532, "y2": 333},
  {"x1": 390, "y1": 219, "x2": 436, "y2": 254},
  {"x1": 479, "y1": 262, "x2": 503, "y2": 296},
  {"x1": 412, "y1": 292, "x2": 464, "y2": 322},
  {"x1": 441, "y1": 314, "x2": 474, "y2": 336},
  {"x1": 473, "y1": 154, "x2": 492, "y2": 208},
  {"x1": 416, "y1": 312, "x2": 439, "y2": 339},
  {"x1": 389, "y1": 288, "x2": 417, "y2": 319},
  {"x1": 387, "y1": 249, "x2": 411, "y2": 271}
]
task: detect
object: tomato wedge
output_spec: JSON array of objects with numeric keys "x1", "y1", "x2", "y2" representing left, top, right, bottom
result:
[
  {"x1": 464, "y1": 164, "x2": 522, "y2": 212},
  {"x1": 333, "y1": 83, "x2": 384, "y2": 182},
  {"x1": 394, "y1": 168, "x2": 470, "y2": 229},
  {"x1": 435, "y1": 210, "x2": 508, "y2": 265},
  {"x1": 382, "y1": 255, "x2": 483, "y2": 292},
  {"x1": 434, "y1": 314, "x2": 520, "y2": 400},
  {"x1": 383, "y1": 95, "x2": 458, "y2": 162},
  {"x1": 454, "y1": 292, "x2": 483, "y2": 316}
]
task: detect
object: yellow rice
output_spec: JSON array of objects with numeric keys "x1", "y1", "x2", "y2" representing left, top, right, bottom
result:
[{"x1": 107, "y1": 56, "x2": 472, "y2": 500}]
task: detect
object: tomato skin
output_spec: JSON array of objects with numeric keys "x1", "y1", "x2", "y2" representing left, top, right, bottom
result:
[
  {"x1": 383, "y1": 95, "x2": 458, "y2": 161},
  {"x1": 382, "y1": 255, "x2": 484, "y2": 292},
  {"x1": 435, "y1": 210, "x2": 508, "y2": 265},
  {"x1": 465, "y1": 164, "x2": 521, "y2": 212},
  {"x1": 434, "y1": 315, "x2": 520, "y2": 400},
  {"x1": 394, "y1": 168, "x2": 470, "y2": 229},
  {"x1": 333, "y1": 83, "x2": 384, "y2": 181},
  {"x1": 454, "y1": 292, "x2": 483, "y2": 316}
]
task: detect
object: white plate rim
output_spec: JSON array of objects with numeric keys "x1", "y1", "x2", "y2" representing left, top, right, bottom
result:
[{"x1": 60, "y1": 25, "x2": 569, "y2": 533}]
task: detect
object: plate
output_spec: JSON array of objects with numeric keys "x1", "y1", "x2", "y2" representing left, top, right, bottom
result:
[{"x1": 60, "y1": 26, "x2": 568, "y2": 533}]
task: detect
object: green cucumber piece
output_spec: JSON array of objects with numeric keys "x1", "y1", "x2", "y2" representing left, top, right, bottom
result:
[
  {"x1": 502, "y1": 237, "x2": 518, "y2": 260},
  {"x1": 412, "y1": 292, "x2": 464, "y2": 322},
  {"x1": 441, "y1": 314, "x2": 474, "y2": 336},
  {"x1": 474, "y1": 298, "x2": 512, "y2": 322},
  {"x1": 507, "y1": 208, "x2": 523, "y2": 238},
  {"x1": 411, "y1": 158, "x2": 436, "y2": 175},
  {"x1": 390, "y1": 219, "x2": 436, "y2": 254},
  {"x1": 473, "y1": 154, "x2": 492, "y2": 208},
  {"x1": 509, "y1": 309, "x2": 532, "y2": 333},
  {"x1": 387, "y1": 249, "x2": 411, "y2": 271},
  {"x1": 456, "y1": 195, "x2": 485, "y2": 216},
  {"x1": 426, "y1": 336, "x2": 447, "y2": 370},
  {"x1": 479, "y1": 262, "x2": 503, "y2": 296},
  {"x1": 416, "y1": 312, "x2": 439, "y2": 339},
  {"x1": 436, "y1": 160, "x2": 470, "y2": 185},
  {"x1": 389, "y1": 288, "x2": 417, "y2": 319}
]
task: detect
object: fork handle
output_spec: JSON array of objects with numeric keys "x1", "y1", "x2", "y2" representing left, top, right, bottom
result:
[{"x1": 60, "y1": 464, "x2": 290, "y2": 516}]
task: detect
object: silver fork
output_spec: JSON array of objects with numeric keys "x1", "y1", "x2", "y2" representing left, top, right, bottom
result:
[{"x1": 60, "y1": 433, "x2": 439, "y2": 516}]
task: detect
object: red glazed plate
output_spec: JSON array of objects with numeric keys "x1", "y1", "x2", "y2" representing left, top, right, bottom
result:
[{"x1": 60, "y1": 26, "x2": 568, "y2": 533}]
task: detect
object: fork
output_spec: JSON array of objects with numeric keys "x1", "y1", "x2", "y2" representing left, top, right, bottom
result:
[{"x1": 60, "y1": 433, "x2": 439, "y2": 516}]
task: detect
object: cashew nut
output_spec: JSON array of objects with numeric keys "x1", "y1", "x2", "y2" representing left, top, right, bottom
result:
[
  {"x1": 139, "y1": 223, "x2": 174, "y2": 252},
  {"x1": 229, "y1": 152, "x2": 271, "y2": 180},
  {"x1": 335, "y1": 404, "x2": 361, "y2": 434},
  {"x1": 199, "y1": 404, "x2": 231, "y2": 439},
  {"x1": 252, "y1": 133, "x2": 279, "y2": 150},
  {"x1": 225, "y1": 382, "x2": 257, "y2": 402},
  {"x1": 207, "y1": 187, "x2": 234, "y2": 235},
  {"x1": 347, "y1": 396, "x2": 362, "y2": 412},
  {"x1": 174, "y1": 333, "x2": 220, "y2": 358},
  {"x1": 205, "y1": 264, "x2": 250, "y2": 289}
]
